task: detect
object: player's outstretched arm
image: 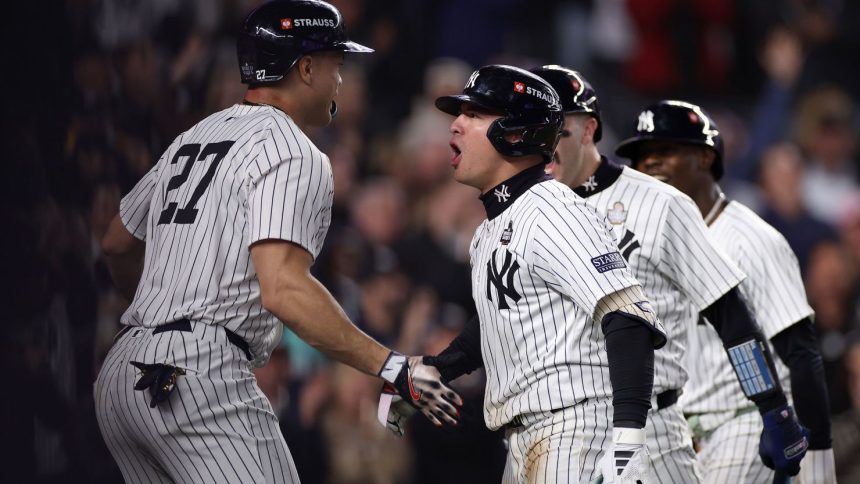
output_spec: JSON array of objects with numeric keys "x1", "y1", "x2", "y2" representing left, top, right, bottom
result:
[
  {"x1": 251, "y1": 239, "x2": 462, "y2": 424},
  {"x1": 770, "y1": 320, "x2": 835, "y2": 483},
  {"x1": 701, "y1": 287, "x2": 810, "y2": 476},
  {"x1": 101, "y1": 213, "x2": 146, "y2": 301}
]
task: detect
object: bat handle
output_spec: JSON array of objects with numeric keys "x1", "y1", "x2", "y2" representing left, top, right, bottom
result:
[{"x1": 772, "y1": 469, "x2": 790, "y2": 484}]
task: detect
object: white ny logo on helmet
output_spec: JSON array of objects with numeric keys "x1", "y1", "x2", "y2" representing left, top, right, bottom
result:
[
  {"x1": 494, "y1": 185, "x2": 511, "y2": 203},
  {"x1": 637, "y1": 110, "x2": 655, "y2": 133},
  {"x1": 465, "y1": 70, "x2": 480, "y2": 89}
]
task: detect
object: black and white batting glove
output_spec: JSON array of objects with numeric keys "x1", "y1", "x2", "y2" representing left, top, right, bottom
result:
[
  {"x1": 377, "y1": 352, "x2": 463, "y2": 428},
  {"x1": 593, "y1": 428, "x2": 654, "y2": 484}
]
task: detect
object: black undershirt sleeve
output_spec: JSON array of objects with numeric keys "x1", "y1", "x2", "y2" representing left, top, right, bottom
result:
[
  {"x1": 602, "y1": 311, "x2": 655, "y2": 429},
  {"x1": 770, "y1": 319, "x2": 832, "y2": 449},
  {"x1": 701, "y1": 287, "x2": 788, "y2": 413},
  {"x1": 425, "y1": 314, "x2": 484, "y2": 382}
]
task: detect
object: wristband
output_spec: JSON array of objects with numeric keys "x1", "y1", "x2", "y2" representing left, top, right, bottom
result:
[{"x1": 378, "y1": 351, "x2": 407, "y2": 385}]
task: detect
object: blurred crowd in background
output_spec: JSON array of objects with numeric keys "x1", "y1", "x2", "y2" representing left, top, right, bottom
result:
[{"x1": 5, "y1": 0, "x2": 860, "y2": 482}]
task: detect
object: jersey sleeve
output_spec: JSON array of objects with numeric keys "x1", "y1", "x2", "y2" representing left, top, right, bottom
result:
[
  {"x1": 245, "y1": 119, "x2": 332, "y2": 260},
  {"x1": 529, "y1": 196, "x2": 642, "y2": 319},
  {"x1": 732, "y1": 224, "x2": 814, "y2": 338},
  {"x1": 119, "y1": 143, "x2": 174, "y2": 240},
  {"x1": 658, "y1": 195, "x2": 745, "y2": 310}
]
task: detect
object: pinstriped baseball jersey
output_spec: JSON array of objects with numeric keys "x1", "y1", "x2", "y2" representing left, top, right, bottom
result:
[
  {"x1": 680, "y1": 201, "x2": 813, "y2": 413},
  {"x1": 573, "y1": 159, "x2": 745, "y2": 394},
  {"x1": 471, "y1": 164, "x2": 666, "y2": 430},
  {"x1": 119, "y1": 103, "x2": 333, "y2": 368}
]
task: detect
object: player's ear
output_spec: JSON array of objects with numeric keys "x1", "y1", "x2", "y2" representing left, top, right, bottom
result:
[
  {"x1": 582, "y1": 117, "x2": 598, "y2": 145},
  {"x1": 296, "y1": 55, "x2": 314, "y2": 86},
  {"x1": 700, "y1": 147, "x2": 716, "y2": 174}
]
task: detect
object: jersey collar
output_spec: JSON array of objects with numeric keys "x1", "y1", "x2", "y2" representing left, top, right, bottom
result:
[
  {"x1": 573, "y1": 156, "x2": 623, "y2": 198},
  {"x1": 479, "y1": 163, "x2": 552, "y2": 220}
]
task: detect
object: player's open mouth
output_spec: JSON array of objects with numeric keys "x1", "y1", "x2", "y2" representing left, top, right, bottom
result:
[{"x1": 450, "y1": 142, "x2": 462, "y2": 167}]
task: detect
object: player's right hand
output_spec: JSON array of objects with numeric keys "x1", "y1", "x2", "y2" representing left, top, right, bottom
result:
[
  {"x1": 392, "y1": 356, "x2": 463, "y2": 426},
  {"x1": 758, "y1": 405, "x2": 810, "y2": 477},
  {"x1": 593, "y1": 428, "x2": 653, "y2": 484},
  {"x1": 377, "y1": 382, "x2": 417, "y2": 436}
]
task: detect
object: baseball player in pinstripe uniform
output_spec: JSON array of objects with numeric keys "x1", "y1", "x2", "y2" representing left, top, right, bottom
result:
[
  {"x1": 416, "y1": 64, "x2": 671, "y2": 484},
  {"x1": 531, "y1": 66, "x2": 811, "y2": 484},
  {"x1": 619, "y1": 100, "x2": 834, "y2": 484},
  {"x1": 95, "y1": 2, "x2": 461, "y2": 483}
]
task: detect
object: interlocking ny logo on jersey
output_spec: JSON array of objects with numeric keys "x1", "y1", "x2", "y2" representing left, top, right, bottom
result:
[
  {"x1": 494, "y1": 185, "x2": 511, "y2": 202},
  {"x1": 618, "y1": 229, "x2": 641, "y2": 261},
  {"x1": 486, "y1": 249, "x2": 521, "y2": 310}
]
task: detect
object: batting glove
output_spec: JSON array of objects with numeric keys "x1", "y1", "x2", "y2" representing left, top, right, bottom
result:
[
  {"x1": 377, "y1": 382, "x2": 417, "y2": 436},
  {"x1": 377, "y1": 352, "x2": 463, "y2": 429},
  {"x1": 593, "y1": 428, "x2": 653, "y2": 484},
  {"x1": 759, "y1": 405, "x2": 810, "y2": 477},
  {"x1": 795, "y1": 449, "x2": 836, "y2": 484}
]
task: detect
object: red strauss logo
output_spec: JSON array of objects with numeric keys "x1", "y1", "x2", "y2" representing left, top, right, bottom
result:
[
  {"x1": 280, "y1": 18, "x2": 293, "y2": 29},
  {"x1": 514, "y1": 82, "x2": 525, "y2": 93}
]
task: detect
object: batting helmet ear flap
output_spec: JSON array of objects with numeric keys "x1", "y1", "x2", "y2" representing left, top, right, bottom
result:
[{"x1": 486, "y1": 108, "x2": 565, "y2": 160}]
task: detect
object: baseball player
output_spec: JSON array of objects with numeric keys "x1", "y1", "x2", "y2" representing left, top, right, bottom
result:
[
  {"x1": 416, "y1": 64, "x2": 671, "y2": 483},
  {"x1": 94, "y1": 2, "x2": 461, "y2": 483},
  {"x1": 617, "y1": 100, "x2": 834, "y2": 484}
]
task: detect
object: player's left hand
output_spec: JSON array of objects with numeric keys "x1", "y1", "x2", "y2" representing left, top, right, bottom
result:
[
  {"x1": 593, "y1": 428, "x2": 653, "y2": 484},
  {"x1": 795, "y1": 448, "x2": 836, "y2": 484},
  {"x1": 758, "y1": 405, "x2": 810, "y2": 477},
  {"x1": 391, "y1": 356, "x2": 463, "y2": 426}
]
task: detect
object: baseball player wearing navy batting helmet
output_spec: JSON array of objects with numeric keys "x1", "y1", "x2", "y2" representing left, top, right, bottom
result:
[
  {"x1": 95, "y1": 1, "x2": 461, "y2": 482},
  {"x1": 381, "y1": 64, "x2": 669, "y2": 483},
  {"x1": 621, "y1": 100, "x2": 833, "y2": 484}
]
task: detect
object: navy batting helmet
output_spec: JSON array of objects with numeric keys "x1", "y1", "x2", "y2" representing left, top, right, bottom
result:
[
  {"x1": 435, "y1": 65, "x2": 564, "y2": 161},
  {"x1": 615, "y1": 100, "x2": 725, "y2": 180},
  {"x1": 237, "y1": 0, "x2": 372, "y2": 85},
  {"x1": 531, "y1": 65, "x2": 603, "y2": 142}
]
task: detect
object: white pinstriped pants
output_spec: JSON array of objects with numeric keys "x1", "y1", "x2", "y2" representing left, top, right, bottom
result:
[
  {"x1": 695, "y1": 411, "x2": 772, "y2": 484},
  {"x1": 643, "y1": 402, "x2": 701, "y2": 484},
  {"x1": 94, "y1": 323, "x2": 299, "y2": 484},
  {"x1": 502, "y1": 397, "x2": 700, "y2": 484}
]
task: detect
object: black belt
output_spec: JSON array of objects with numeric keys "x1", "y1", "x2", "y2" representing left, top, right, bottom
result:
[
  {"x1": 505, "y1": 404, "x2": 575, "y2": 430},
  {"x1": 151, "y1": 319, "x2": 253, "y2": 360},
  {"x1": 656, "y1": 389, "x2": 680, "y2": 410}
]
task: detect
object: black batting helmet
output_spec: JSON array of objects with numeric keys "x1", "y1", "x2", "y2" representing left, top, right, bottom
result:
[
  {"x1": 531, "y1": 65, "x2": 603, "y2": 142},
  {"x1": 435, "y1": 65, "x2": 564, "y2": 161},
  {"x1": 237, "y1": 0, "x2": 372, "y2": 85},
  {"x1": 615, "y1": 100, "x2": 725, "y2": 180}
]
